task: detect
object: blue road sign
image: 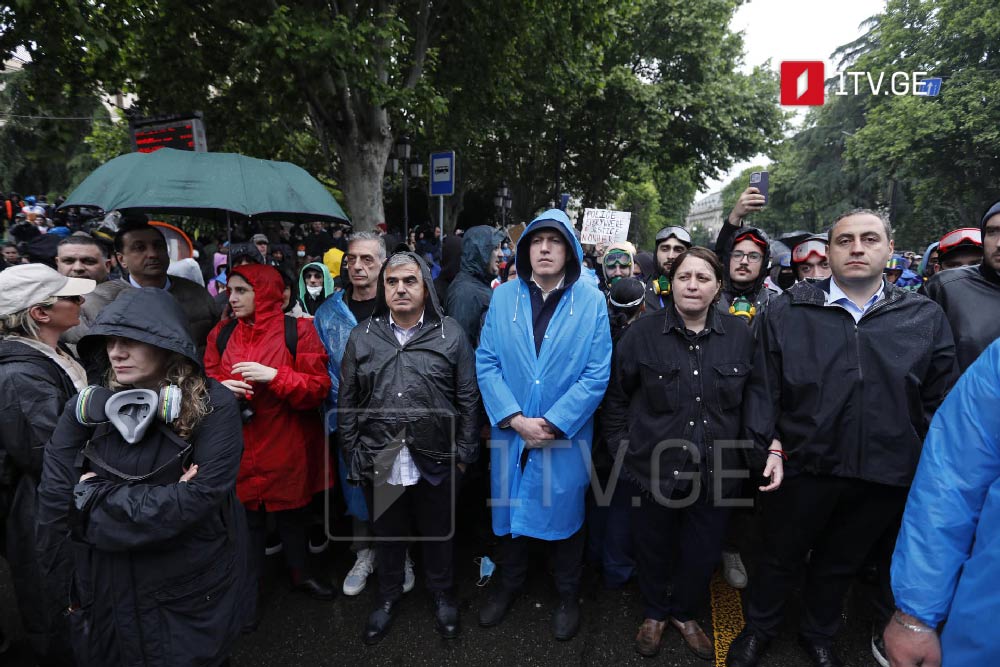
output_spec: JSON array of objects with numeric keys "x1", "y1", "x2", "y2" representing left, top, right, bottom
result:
[
  {"x1": 429, "y1": 151, "x2": 455, "y2": 197},
  {"x1": 916, "y1": 77, "x2": 942, "y2": 97}
]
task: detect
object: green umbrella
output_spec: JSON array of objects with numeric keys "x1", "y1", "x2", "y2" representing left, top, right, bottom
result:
[{"x1": 61, "y1": 148, "x2": 349, "y2": 224}]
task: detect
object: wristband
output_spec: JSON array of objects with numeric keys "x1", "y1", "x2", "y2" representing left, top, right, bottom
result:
[
  {"x1": 892, "y1": 611, "x2": 935, "y2": 634},
  {"x1": 767, "y1": 449, "x2": 787, "y2": 461}
]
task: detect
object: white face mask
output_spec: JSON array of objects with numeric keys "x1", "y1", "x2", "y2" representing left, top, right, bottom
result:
[
  {"x1": 296, "y1": 250, "x2": 305, "y2": 258},
  {"x1": 306, "y1": 284, "x2": 323, "y2": 297}
]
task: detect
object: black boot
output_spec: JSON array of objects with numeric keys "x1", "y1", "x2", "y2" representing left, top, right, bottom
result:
[
  {"x1": 798, "y1": 634, "x2": 844, "y2": 667},
  {"x1": 432, "y1": 590, "x2": 460, "y2": 638},
  {"x1": 552, "y1": 595, "x2": 580, "y2": 641},
  {"x1": 479, "y1": 585, "x2": 519, "y2": 628},
  {"x1": 364, "y1": 599, "x2": 398, "y2": 645}
]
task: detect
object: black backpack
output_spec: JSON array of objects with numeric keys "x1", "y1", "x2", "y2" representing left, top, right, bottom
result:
[{"x1": 215, "y1": 314, "x2": 299, "y2": 359}]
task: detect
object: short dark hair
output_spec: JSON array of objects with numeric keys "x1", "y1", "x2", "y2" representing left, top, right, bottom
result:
[
  {"x1": 829, "y1": 208, "x2": 893, "y2": 242},
  {"x1": 668, "y1": 246, "x2": 724, "y2": 283},
  {"x1": 114, "y1": 217, "x2": 164, "y2": 254},
  {"x1": 58, "y1": 234, "x2": 109, "y2": 259}
]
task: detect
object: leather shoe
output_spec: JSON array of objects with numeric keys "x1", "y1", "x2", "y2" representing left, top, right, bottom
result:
[
  {"x1": 479, "y1": 586, "x2": 519, "y2": 627},
  {"x1": 552, "y1": 596, "x2": 580, "y2": 641},
  {"x1": 635, "y1": 618, "x2": 667, "y2": 657},
  {"x1": 363, "y1": 599, "x2": 398, "y2": 645},
  {"x1": 291, "y1": 572, "x2": 336, "y2": 601},
  {"x1": 432, "y1": 591, "x2": 460, "y2": 639},
  {"x1": 798, "y1": 635, "x2": 843, "y2": 667},
  {"x1": 670, "y1": 617, "x2": 714, "y2": 660},
  {"x1": 726, "y1": 627, "x2": 770, "y2": 667}
]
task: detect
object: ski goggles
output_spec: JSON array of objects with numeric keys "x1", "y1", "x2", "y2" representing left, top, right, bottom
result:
[
  {"x1": 654, "y1": 226, "x2": 692, "y2": 246},
  {"x1": 603, "y1": 250, "x2": 633, "y2": 268},
  {"x1": 734, "y1": 230, "x2": 768, "y2": 251},
  {"x1": 792, "y1": 239, "x2": 828, "y2": 263},
  {"x1": 938, "y1": 227, "x2": 982, "y2": 254}
]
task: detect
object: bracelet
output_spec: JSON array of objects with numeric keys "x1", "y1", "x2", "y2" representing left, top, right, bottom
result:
[
  {"x1": 892, "y1": 611, "x2": 935, "y2": 634},
  {"x1": 767, "y1": 449, "x2": 787, "y2": 461}
]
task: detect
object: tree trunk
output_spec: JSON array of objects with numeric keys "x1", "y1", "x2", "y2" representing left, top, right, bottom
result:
[{"x1": 334, "y1": 136, "x2": 393, "y2": 231}]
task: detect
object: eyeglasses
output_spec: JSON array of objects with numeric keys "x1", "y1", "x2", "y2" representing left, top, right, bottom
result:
[
  {"x1": 603, "y1": 251, "x2": 633, "y2": 268},
  {"x1": 731, "y1": 250, "x2": 763, "y2": 263},
  {"x1": 792, "y1": 239, "x2": 828, "y2": 263},
  {"x1": 939, "y1": 228, "x2": 982, "y2": 254}
]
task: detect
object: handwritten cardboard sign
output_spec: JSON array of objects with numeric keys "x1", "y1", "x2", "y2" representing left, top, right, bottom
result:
[{"x1": 580, "y1": 208, "x2": 631, "y2": 245}]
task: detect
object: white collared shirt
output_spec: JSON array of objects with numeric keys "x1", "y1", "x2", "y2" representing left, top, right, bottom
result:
[
  {"x1": 386, "y1": 309, "x2": 424, "y2": 486},
  {"x1": 825, "y1": 277, "x2": 885, "y2": 323},
  {"x1": 128, "y1": 274, "x2": 172, "y2": 291},
  {"x1": 530, "y1": 275, "x2": 565, "y2": 302}
]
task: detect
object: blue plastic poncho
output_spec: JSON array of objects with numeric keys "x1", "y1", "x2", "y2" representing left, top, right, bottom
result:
[{"x1": 476, "y1": 209, "x2": 611, "y2": 541}]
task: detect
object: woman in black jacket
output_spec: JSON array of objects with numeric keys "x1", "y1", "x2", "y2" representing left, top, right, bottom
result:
[
  {"x1": 0, "y1": 263, "x2": 94, "y2": 665},
  {"x1": 37, "y1": 288, "x2": 250, "y2": 666},
  {"x1": 603, "y1": 247, "x2": 781, "y2": 660}
]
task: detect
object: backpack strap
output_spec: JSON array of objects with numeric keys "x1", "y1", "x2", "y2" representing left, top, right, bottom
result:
[{"x1": 215, "y1": 316, "x2": 298, "y2": 359}]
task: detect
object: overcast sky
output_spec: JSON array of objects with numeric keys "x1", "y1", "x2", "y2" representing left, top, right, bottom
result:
[{"x1": 697, "y1": 0, "x2": 887, "y2": 197}]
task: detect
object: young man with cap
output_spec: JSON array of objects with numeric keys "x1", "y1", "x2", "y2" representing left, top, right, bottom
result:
[
  {"x1": 923, "y1": 203, "x2": 1000, "y2": 372},
  {"x1": 476, "y1": 209, "x2": 612, "y2": 641},
  {"x1": 715, "y1": 226, "x2": 774, "y2": 331},
  {"x1": 727, "y1": 209, "x2": 956, "y2": 667},
  {"x1": 644, "y1": 226, "x2": 692, "y2": 310}
]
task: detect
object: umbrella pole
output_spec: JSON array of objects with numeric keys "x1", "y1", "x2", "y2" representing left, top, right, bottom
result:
[{"x1": 227, "y1": 211, "x2": 232, "y2": 257}]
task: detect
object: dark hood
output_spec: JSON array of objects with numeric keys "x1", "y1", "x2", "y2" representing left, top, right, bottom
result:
[
  {"x1": 460, "y1": 225, "x2": 506, "y2": 282},
  {"x1": 439, "y1": 235, "x2": 464, "y2": 282},
  {"x1": 980, "y1": 202, "x2": 1000, "y2": 284},
  {"x1": 79, "y1": 287, "x2": 200, "y2": 367},
  {"x1": 723, "y1": 226, "x2": 771, "y2": 297},
  {"x1": 514, "y1": 209, "x2": 583, "y2": 287},
  {"x1": 373, "y1": 251, "x2": 444, "y2": 321},
  {"x1": 634, "y1": 251, "x2": 656, "y2": 282}
]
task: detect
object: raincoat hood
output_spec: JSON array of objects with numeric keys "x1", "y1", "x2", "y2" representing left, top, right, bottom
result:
[
  {"x1": 601, "y1": 240, "x2": 637, "y2": 284},
  {"x1": 918, "y1": 242, "x2": 939, "y2": 276},
  {"x1": 298, "y1": 261, "x2": 334, "y2": 301},
  {"x1": 232, "y1": 263, "x2": 286, "y2": 330},
  {"x1": 460, "y1": 225, "x2": 506, "y2": 282},
  {"x1": 79, "y1": 287, "x2": 200, "y2": 367},
  {"x1": 514, "y1": 209, "x2": 583, "y2": 287},
  {"x1": 372, "y1": 251, "x2": 444, "y2": 323}
]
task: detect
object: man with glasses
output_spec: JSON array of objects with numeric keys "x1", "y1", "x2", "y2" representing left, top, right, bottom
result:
[
  {"x1": 923, "y1": 203, "x2": 1000, "y2": 372},
  {"x1": 644, "y1": 226, "x2": 692, "y2": 310},
  {"x1": 714, "y1": 225, "x2": 774, "y2": 331}
]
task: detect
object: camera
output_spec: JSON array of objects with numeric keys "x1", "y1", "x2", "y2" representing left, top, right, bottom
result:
[{"x1": 238, "y1": 399, "x2": 255, "y2": 423}]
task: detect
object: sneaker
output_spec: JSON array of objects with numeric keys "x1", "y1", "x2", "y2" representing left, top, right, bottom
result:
[
  {"x1": 871, "y1": 626, "x2": 889, "y2": 667},
  {"x1": 722, "y1": 550, "x2": 748, "y2": 589},
  {"x1": 308, "y1": 523, "x2": 330, "y2": 555},
  {"x1": 403, "y1": 551, "x2": 416, "y2": 593},
  {"x1": 343, "y1": 548, "x2": 376, "y2": 596},
  {"x1": 264, "y1": 532, "x2": 283, "y2": 557}
]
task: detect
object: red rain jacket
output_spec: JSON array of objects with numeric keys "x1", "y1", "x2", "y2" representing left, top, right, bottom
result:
[{"x1": 204, "y1": 264, "x2": 333, "y2": 510}]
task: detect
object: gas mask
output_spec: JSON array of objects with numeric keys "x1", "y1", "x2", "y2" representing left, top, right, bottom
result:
[{"x1": 75, "y1": 385, "x2": 182, "y2": 444}]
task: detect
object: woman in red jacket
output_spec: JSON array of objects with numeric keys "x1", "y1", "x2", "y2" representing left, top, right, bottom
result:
[{"x1": 204, "y1": 263, "x2": 335, "y2": 614}]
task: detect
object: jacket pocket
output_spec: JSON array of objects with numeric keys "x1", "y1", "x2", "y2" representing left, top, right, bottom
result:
[
  {"x1": 640, "y1": 362, "x2": 679, "y2": 414},
  {"x1": 714, "y1": 363, "x2": 750, "y2": 411}
]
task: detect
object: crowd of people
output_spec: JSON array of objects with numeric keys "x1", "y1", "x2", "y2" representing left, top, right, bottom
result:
[{"x1": 1, "y1": 186, "x2": 999, "y2": 667}]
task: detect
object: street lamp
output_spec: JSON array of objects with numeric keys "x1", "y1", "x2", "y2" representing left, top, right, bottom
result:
[
  {"x1": 494, "y1": 181, "x2": 513, "y2": 227},
  {"x1": 394, "y1": 135, "x2": 413, "y2": 239}
]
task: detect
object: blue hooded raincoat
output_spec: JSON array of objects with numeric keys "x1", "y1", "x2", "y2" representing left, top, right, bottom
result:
[
  {"x1": 891, "y1": 338, "x2": 1000, "y2": 666},
  {"x1": 476, "y1": 209, "x2": 612, "y2": 541},
  {"x1": 313, "y1": 290, "x2": 368, "y2": 520}
]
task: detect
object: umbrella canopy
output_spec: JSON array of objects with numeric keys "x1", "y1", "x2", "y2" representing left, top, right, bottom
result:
[{"x1": 61, "y1": 148, "x2": 349, "y2": 224}]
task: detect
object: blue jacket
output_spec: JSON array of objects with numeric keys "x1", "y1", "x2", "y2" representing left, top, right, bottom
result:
[
  {"x1": 476, "y1": 209, "x2": 612, "y2": 541},
  {"x1": 312, "y1": 290, "x2": 368, "y2": 520},
  {"x1": 891, "y1": 338, "x2": 1000, "y2": 665}
]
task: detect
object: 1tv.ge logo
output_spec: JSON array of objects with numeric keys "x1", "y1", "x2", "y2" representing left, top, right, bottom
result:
[{"x1": 780, "y1": 61, "x2": 941, "y2": 106}]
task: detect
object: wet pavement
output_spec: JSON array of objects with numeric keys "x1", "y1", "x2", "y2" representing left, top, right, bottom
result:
[{"x1": 1, "y1": 535, "x2": 886, "y2": 666}]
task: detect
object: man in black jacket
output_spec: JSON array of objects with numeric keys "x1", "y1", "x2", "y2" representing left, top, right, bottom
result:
[
  {"x1": 643, "y1": 226, "x2": 692, "y2": 310},
  {"x1": 923, "y1": 201, "x2": 1000, "y2": 372},
  {"x1": 445, "y1": 225, "x2": 504, "y2": 347},
  {"x1": 727, "y1": 209, "x2": 956, "y2": 667},
  {"x1": 339, "y1": 251, "x2": 480, "y2": 645}
]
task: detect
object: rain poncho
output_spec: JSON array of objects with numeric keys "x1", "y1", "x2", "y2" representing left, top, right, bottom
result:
[
  {"x1": 476, "y1": 209, "x2": 612, "y2": 540},
  {"x1": 891, "y1": 338, "x2": 1000, "y2": 666}
]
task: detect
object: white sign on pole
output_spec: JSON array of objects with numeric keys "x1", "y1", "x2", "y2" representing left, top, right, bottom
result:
[{"x1": 580, "y1": 208, "x2": 631, "y2": 245}]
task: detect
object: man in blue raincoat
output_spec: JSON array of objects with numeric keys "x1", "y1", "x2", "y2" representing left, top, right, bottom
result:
[
  {"x1": 885, "y1": 337, "x2": 1000, "y2": 667},
  {"x1": 476, "y1": 208, "x2": 612, "y2": 641}
]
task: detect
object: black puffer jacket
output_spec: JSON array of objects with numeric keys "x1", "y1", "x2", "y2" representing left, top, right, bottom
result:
[
  {"x1": 743, "y1": 278, "x2": 956, "y2": 486},
  {"x1": 339, "y1": 252, "x2": 480, "y2": 485},
  {"x1": 36, "y1": 288, "x2": 249, "y2": 667},
  {"x1": 602, "y1": 306, "x2": 754, "y2": 503},
  {"x1": 0, "y1": 338, "x2": 77, "y2": 664}
]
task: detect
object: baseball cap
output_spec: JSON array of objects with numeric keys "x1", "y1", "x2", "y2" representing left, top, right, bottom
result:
[
  {"x1": 0, "y1": 263, "x2": 95, "y2": 316},
  {"x1": 251, "y1": 233, "x2": 269, "y2": 244}
]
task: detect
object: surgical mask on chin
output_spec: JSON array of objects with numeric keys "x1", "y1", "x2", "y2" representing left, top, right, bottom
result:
[{"x1": 306, "y1": 284, "x2": 323, "y2": 297}]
